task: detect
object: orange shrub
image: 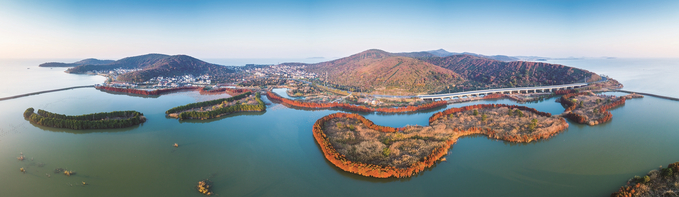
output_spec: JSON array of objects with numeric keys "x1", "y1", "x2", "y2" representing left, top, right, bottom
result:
[{"x1": 266, "y1": 91, "x2": 447, "y2": 113}]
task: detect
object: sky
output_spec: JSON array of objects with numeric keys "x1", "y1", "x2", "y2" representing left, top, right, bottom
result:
[{"x1": 0, "y1": 0, "x2": 678, "y2": 59}]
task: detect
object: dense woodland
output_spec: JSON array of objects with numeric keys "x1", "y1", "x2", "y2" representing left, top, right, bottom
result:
[
  {"x1": 166, "y1": 92, "x2": 252, "y2": 114},
  {"x1": 23, "y1": 108, "x2": 145, "y2": 130},
  {"x1": 173, "y1": 92, "x2": 265, "y2": 120}
]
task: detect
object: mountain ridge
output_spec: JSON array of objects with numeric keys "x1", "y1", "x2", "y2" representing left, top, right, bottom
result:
[
  {"x1": 63, "y1": 54, "x2": 235, "y2": 83},
  {"x1": 302, "y1": 49, "x2": 464, "y2": 95},
  {"x1": 297, "y1": 49, "x2": 599, "y2": 95},
  {"x1": 39, "y1": 58, "x2": 115, "y2": 67}
]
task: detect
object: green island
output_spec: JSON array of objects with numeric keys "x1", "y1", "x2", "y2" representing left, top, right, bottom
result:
[
  {"x1": 612, "y1": 161, "x2": 679, "y2": 197},
  {"x1": 165, "y1": 92, "x2": 265, "y2": 120},
  {"x1": 23, "y1": 108, "x2": 146, "y2": 130}
]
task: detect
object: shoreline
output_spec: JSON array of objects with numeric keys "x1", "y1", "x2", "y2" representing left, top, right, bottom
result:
[
  {"x1": 314, "y1": 104, "x2": 568, "y2": 178},
  {"x1": 267, "y1": 91, "x2": 448, "y2": 113}
]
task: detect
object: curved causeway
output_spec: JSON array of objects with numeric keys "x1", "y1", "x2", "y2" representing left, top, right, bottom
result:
[{"x1": 313, "y1": 104, "x2": 568, "y2": 178}]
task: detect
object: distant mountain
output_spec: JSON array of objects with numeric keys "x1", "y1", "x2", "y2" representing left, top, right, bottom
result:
[
  {"x1": 117, "y1": 55, "x2": 234, "y2": 82},
  {"x1": 64, "y1": 54, "x2": 235, "y2": 83},
  {"x1": 39, "y1": 58, "x2": 114, "y2": 67},
  {"x1": 416, "y1": 54, "x2": 601, "y2": 88},
  {"x1": 66, "y1": 54, "x2": 170, "y2": 73},
  {"x1": 300, "y1": 49, "x2": 463, "y2": 95},
  {"x1": 396, "y1": 49, "x2": 520, "y2": 62}
]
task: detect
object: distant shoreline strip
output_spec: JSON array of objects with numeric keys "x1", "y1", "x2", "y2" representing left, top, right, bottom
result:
[
  {"x1": 0, "y1": 85, "x2": 94, "y2": 101},
  {"x1": 616, "y1": 90, "x2": 679, "y2": 101}
]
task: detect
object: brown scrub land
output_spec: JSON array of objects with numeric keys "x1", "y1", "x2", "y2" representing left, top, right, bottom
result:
[
  {"x1": 560, "y1": 92, "x2": 642, "y2": 125},
  {"x1": 612, "y1": 161, "x2": 679, "y2": 197},
  {"x1": 313, "y1": 104, "x2": 568, "y2": 178}
]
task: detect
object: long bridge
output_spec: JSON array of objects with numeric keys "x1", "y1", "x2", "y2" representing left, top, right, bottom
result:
[{"x1": 417, "y1": 83, "x2": 588, "y2": 101}]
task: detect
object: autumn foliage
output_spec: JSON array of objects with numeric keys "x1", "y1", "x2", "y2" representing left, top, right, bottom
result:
[
  {"x1": 611, "y1": 161, "x2": 679, "y2": 197},
  {"x1": 314, "y1": 104, "x2": 567, "y2": 178},
  {"x1": 199, "y1": 87, "x2": 253, "y2": 95},
  {"x1": 481, "y1": 93, "x2": 506, "y2": 99},
  {"x1": 559, "y1": 92, "x2": 625, "y2": 124},
  {"x1": 429, "y1": 104, "x2": 565, "y2": 143},
  {"x1": 554, "y1": 89, "x2": 577, "y2": 95},
  {"x1": 266, "y1": 91, "x2": 447, "y2": 113},
  {"x1": 96, "y1": 86, "x2": 200, "y2": 95},
  {"x1": 313, "y1": 112, "x2": 458, "y2": 178},
  {"x1": 429, "y1": 103, "x2": 552, "y2": 124}
]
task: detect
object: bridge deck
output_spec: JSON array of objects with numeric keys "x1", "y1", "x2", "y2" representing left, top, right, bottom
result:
[{"x1": 417, "y1": 83, "x2": 587, "y2": 100}]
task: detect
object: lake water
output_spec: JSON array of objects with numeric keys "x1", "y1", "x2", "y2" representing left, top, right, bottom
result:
[{"x1": 0, "y1": 59, "x2": 678, "y2": 197}]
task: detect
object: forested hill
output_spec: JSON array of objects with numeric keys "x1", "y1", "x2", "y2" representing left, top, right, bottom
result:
[
  {"x1": 64, "y1": 54, "x2": 236, "y2": 83},
  {"x1": 116, "y1": 55, "x2": 234, "y2": 82},
  {"x1": 302, "y1": 49, "x2": 464, "y2": 95},
  {"x1": 417, "y1": 54, "x2": 601, "y2": 89},
  {"x1": 65, "y1": 54, "x2": 170, "y2": 73},
  {"x1": 39, "y1": 58, "x2": 114, "y2": 67}
]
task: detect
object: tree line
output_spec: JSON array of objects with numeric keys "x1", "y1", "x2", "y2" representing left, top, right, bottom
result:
[
  {"x1": 23, "y1": 108, "x2": 145, "y2": 130},
  {"x1": 171, "y1": 92, "x2": 266, "y2": 120},
  {"x1": 166, "y1": 92, "x2": 251, "y2": 114}
]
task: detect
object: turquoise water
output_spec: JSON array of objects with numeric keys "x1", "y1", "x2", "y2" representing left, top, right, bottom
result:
[
  {"x1": 0, "y1": 59, "x2": 678, "y2": 196},
  {"x1": 547, "y1": 58, "x2": 679, "y2": 98}
]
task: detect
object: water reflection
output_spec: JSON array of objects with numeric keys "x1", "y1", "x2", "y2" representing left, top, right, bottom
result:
[
  {"x1": 175, "y1": 111, "x2": 267, "y2": 124},
  {"x1": 28, "y1": 121, "x2": 142, "y2": 134}
]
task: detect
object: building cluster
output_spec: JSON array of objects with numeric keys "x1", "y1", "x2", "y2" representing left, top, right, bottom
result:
[
  {"x1": 244, "y1": 65, "x2": 318, "y2": 79},
  {"x1": 89, "y1": 68, "x2": 141, "y2": 76},
  {"x1": 147, "y1": 75, "x2": 211, "y2": 88}
]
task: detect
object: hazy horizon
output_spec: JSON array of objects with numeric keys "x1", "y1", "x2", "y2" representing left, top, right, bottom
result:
[{"x1": 1, "y1": 0, "x2": 678, "y2": 59}]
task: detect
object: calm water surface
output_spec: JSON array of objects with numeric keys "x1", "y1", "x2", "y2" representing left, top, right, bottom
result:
[{"x1": 0, "y1": 59, "x2": 678, "y2": 197}]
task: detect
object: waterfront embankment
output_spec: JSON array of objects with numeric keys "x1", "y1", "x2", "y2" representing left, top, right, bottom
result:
[
  {"x1": 617, "y1": 90, "x2": 679, "y2": 101},
  {"x1": 0, "y1": 85, "x2": 94, "y2": 101}
]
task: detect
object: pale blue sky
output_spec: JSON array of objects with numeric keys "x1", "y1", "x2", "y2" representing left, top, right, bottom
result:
[{"x1": 0, "y1": 0, "x2": 677, "y2": 59}]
